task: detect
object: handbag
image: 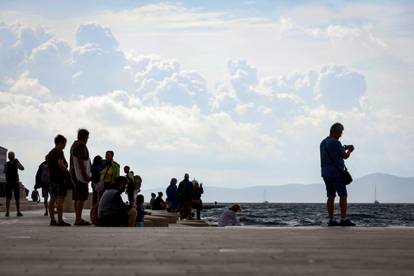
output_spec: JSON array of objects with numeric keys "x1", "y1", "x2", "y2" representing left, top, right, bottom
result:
[{"x1": 324, "y1": 140, "x2": 353, "y2": 185}]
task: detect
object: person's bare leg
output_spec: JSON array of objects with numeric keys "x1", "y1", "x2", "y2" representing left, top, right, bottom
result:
[
  {"x1": 339, "y1": 196, "x2": 348, "y2": 219},
  {"x1": 16, "y1": 199, "x2": 20, "y2": 213},
  {"x1": 56, "y1": 196, "x2": 65, "y2": 223},
  {"x1": 327, "y1": 196, "x2": 335, "y2": 221},
  {"x1": 75, "y1": 200, "x2": 85, "y2": 223},
  {"x1": 128, "y1": 208, "x2": 137, "y2": 227},
  {"x1": 6, "y1": 198, "x2": 10, "y2": 214},
  {"x1": 49, "y1": 197, "x2": 56, "y2": 222},
  {"x1": 44, "y1": 197, "x2": 48, "y2": 215}
]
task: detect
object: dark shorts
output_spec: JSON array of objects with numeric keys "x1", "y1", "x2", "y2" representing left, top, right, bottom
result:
[
  {"x1": 5, "y1": 183, "x2": 20, "y2": 200},
  {"x1": 323, "y1": 177, "x2": 348, "y2": 198},
  {"x1": 41, "y1": 186, "x2": 49, "y2": 198},
  {"x1": 98, "y1": 212, "x2": 128, "y2": 227},
  {"x1": 72, "y1": 179, "x2": 89, "y2": 201},
  {"x1": 49, "y1": 182, "x2": 67, "y2": 198}
]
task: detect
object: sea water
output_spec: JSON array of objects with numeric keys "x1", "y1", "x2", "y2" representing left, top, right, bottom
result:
[{"x1": 201, "y1": 203, "x2": 414, "y2": 227}]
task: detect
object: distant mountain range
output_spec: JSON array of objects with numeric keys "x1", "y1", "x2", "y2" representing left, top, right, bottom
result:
[{"x1": 142, "y1": 173, "x2": 414, "y2": 203}]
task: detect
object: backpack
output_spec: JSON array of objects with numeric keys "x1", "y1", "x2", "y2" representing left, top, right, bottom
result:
[
  {"x1": 31, "y1": 190, "x2": 39, "y2": 202},
  {"x1": 40, "y1": 162, "x2": 49, "y2": 185}
]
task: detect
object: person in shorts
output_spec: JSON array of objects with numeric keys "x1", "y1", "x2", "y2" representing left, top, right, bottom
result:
[
  {"x1": 47, "y1": 134, "x2": 71, "y2": 226},
  {"x1": 3, "y1": 151, "x2": 24, "y2": 217},
  {"x1": 70, "y1": 129, "x2": 91, "y2": 226},
  {"x1": 320, "y1": 122, "x2": 355, "y2": 227}
]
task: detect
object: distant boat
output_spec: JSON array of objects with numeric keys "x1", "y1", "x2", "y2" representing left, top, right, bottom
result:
[
  {"x1": 262, "y1": 189, "x2": 269, "y2": 204},
  {"x1": 374, "y1": 184, "x2": 380, "y2": 204}
]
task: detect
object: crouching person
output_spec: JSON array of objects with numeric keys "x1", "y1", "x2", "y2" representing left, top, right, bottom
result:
[{"x1": 97, "y1": 176, "x2": 137, "y2": 227}]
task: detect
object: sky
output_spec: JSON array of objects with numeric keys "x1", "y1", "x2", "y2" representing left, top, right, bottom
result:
[{"x1": 0, "y1": 0, "x2": 413, "y2": 191}]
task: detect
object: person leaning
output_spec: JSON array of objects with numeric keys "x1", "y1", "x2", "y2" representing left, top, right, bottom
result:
[{"x1": 97, "y1": 176, "x2": 137, "y2": 227}]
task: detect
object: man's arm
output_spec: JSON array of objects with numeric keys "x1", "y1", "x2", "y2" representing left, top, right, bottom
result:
[
  {"x1": 15, "y1": 159, "x2": 24, "y2": 170},
  {"x1": 74, "y1": 144, "x2": 90, "y2": 182},
  {"x1": 342, "y1": 145, "x2": 355, "y2": 160},
  {"x1": 58, "y1": 159, "x2": 69, "y2": 173}
]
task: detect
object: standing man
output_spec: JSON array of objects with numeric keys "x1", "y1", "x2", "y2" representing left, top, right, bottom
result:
[
  {"x1": 123, "y1": 166, "x2": 135, "y2": 206},
  {"x1": 47, "y1": 134, "x2": 71, "y2": 226},
  {"x1": 70, "y1": 129, "x2": 92, "y2": 226},
  {"x1": 4, "y1": 151, "x2": 24, "y2": 217},
  {"x1": 178, "y1": 173, "x2": 193, "y2": 220},
  {"x1": 320, "y1": 122, "x2": 355, "y2": 226},
  {"x1": 100, "y1": 151, "x2": 120, "y2": 190}
]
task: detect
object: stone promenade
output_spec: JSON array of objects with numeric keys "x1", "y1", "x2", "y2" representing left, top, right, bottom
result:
[{"x1": 1, "y1": 210, "x2": 413, "y2": 275}]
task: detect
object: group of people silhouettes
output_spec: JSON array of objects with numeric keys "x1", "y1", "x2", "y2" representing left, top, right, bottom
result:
[
  {"x1": 149, "y1": 174, "x2": 204, "y2": 220},
  {"x1": 4, "y1": 122, "x2": 355, "y2": 227}
]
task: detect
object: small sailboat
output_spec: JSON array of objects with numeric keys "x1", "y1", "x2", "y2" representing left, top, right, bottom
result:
[
  {"x1": 374, "y1": 184, "x2": 380, "y2": 205},
  {"x1": 262, "y1": 189, "x2": 269, "y2": 204}
]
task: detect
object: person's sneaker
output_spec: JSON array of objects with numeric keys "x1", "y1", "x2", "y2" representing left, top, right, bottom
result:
[
  {"x1": 57, "y1": 221, "x2": 71, "y2": 227},
  {"x1": 50, "y1": 220, "x2": 58, "y2": 226},
  {"x1": 340, "y1": 219, "x2": 356, "y2": 226},
  {"x1": 5, "y1": 212, "x2": 9, "y2": 217},
  {"x1": 328, "y1": 220, "x2": 340, "y2": 226},
  {"x1": 16, "y1": 212, "x2": 23, "y2": 217},
  {"x1": 44, "y1": 211, "x2": 48, "y2": 216}
]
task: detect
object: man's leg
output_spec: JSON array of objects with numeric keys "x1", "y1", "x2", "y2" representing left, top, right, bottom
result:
[
  {"x1": 56, "y1": 196, "x2": 65, "y2": 223},
  {"x1": 5, "y1": 184, "x2": 12, "y2": 216},
  {"x1": 74, "y1": 200, "x2": 85, "y2": 223},
  {"x1": 327, "y1": 196, "x2": 335, "y2": 221},
  {"x1": 339, "y1": 196, "x2": 348, "y2": 220},
  {"x1": 49, "y1": 196, "x2": 56, "y2": 222},
  {"x1": 14, "y1": 185, "x2": 22, "y2": 216},
  {"x1": 44, "y1": 195, "x2": 49, "y2": 216},
  {"x1": 128, "y1": 208, "x2": 137, "y2": 227}
]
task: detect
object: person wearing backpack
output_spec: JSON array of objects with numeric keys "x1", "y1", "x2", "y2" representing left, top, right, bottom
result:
[
  {"x1": 35, "y1": 159, "x2": 50, "y2": 216},
  {"x1": 3, "y1": 151, "x2": 24, "y2": 217}
]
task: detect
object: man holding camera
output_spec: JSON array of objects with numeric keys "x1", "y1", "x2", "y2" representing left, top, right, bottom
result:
[{"x1": 320, "y1": 122, "x2": 355, "y2": 226}]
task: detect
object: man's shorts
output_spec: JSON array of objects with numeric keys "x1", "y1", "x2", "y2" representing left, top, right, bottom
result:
[
  {"x1": 323, "y1": 177, "x2": 348, "y2": 198},
  {"x1": 98, "y1": 212, "x2": 128, "y2": 227},
  {"x1": 5, "y1": 183, "x2": 20, "y2": 200},
  {"x1": 72, "y1": 179, "x2": 89, "y2": 201},
  {"x1": 41, "y1": 186, "x2": 49, "y2": 198},
  {"x1": 49, "y1": 182, "x2": 67, "y2": 198}
]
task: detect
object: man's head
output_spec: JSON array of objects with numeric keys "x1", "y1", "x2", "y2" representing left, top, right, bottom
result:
[
  {"x1": 170, "y1": 178, "x2": 177, "y2": 186},
  {"x1": 7, "y1": 151, "x2": 15, "y2": 161},
  {"x1": 105, "y1": 151, "x2": 114, "y2": 162},
  {"x1": 77, "y1": 129, "x2": 89, "y2": 143},
  {"x1": 124, "y1": 166, "x2": 130, "y2": 174},
  {"x1": 330, "y1": 122, "x2": 344, "y2": 140},
  {"x1": 230, "y1": 204, "x2": 241, "y2": 212},
  {"x1": 54, "y1": 134, "x2": 67, "y2": 149},
  {"x1": 151, "y1": 192, "x2": 156, "y2": 198},
  {"x1": 113, "y1": 176, "x2": 127, "y2": 192},
  {"x1": 184, "y1": 173, "x2": 189, "y2": 180},
  {"x1": 158, "y1": 192, "x2": 163, "y2": 197}
]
